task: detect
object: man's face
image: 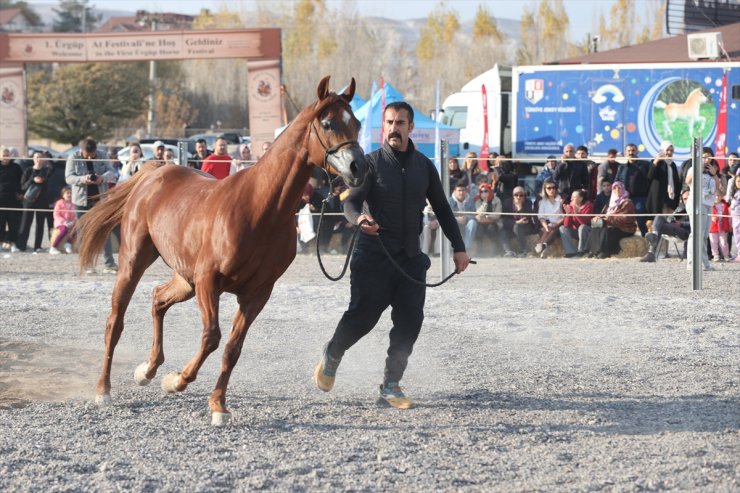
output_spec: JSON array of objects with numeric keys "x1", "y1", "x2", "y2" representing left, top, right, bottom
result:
[
  {"x1": 384, "y1": 107, "x2": 413, "y2": 151},
  {"x1": 215, "y1": 139, "x2": 227, "y2": 156},
  {"x1": 575, "y1": 149, "x2": 587, "y2": 159},
  {"x1": 154, "y1": 146, "x2": 165, "y2": 159},
  {"x1": 663, "y1": 146, "x2": 674, "y2": 158},
  {"x1": 602, "y1": 182, "x2": 612, "y2": 195},
  {"x1": 33, "y1": 152, "x2": 45, "y2": 167},
  {"x1": 453, "y1": 186, "x2": 467, "y2": 201},
  {"x1": 607, "y1": 153, "x2": 618, "y2": 162},
  {"x1": 164, "y1": 150, "x2": 175, "y2": 161},
  {"x1": 196, "y1": 142, "x2": 207, "y2": 157},
  {"x1": 563, "y1": 145, "x2": 575, "y2": 159},
  {"x1": 625, "y1": 145, "x2": 638, "y2": 159}
]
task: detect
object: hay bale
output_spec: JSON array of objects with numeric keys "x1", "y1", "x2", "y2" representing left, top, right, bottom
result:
[
  {"x1": 616, "y1": 234, "x2": 648, "y2": 258},
  {"x1": 525, "y1": 234, "x2": 564, "y2": 258}
]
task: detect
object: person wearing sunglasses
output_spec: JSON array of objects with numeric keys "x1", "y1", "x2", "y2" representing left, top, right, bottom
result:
[{"x1": 501, "y1": 186, "x2": 536, "y2": 257}]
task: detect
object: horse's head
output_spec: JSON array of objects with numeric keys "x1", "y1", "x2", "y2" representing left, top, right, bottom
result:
[{"x1": 308, "y1": 76, "x2": 367, "y2": 188}]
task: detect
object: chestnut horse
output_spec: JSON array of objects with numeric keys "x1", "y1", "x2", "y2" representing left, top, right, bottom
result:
[{"x1": 77, "y1": 76, "x2": 367, "y2": 426}]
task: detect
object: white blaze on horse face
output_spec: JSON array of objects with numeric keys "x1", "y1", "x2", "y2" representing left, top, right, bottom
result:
[{"x1": 341, "y1": 108, "x2": 351, "y2": 127}]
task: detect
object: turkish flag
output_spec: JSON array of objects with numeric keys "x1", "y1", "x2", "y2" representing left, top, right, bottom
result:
[
  {"x1": 480, "y1": 84, "x2": 490, "y2": 170},
  {"x1": 714, "y1": 71, "x2": 728, "y2": 170}
]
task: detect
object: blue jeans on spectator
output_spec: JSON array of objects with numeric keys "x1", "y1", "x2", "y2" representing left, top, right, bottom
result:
[
  {"x1": 559, "y1": 224, "x2": 591, "y2": 255},
  {"x1": 75, "y1": 205, "x2": 117, "y2": 268},
  {"x1": 633, "y1": 196, "x2": 647, "y2": 236}
]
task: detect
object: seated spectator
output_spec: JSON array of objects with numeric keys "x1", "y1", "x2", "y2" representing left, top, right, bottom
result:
[
  {"x1": 640, "y1": 189, "x2": 690, "y2": 263},
  {"x1": 201, "y1": 137, "x2": 232, "y2": 180},
  {"x1": 534, "y1": 155, "x2": 557, "y2": 198},
  {"x1": 559, "y1": 188, "x2": 594, "y2": 258},
  {"x1": 593, "y1": 178, "x2": 612, "y2": 214},
  {"x1": 587, "y1": 181, "x2": 637, "y2": 259},
  {"x1": 448, "y1": 182, "x2": 477, "y2": 250},
  {"x1": 49, "y1": 186, "x2": 76, "y2": 255},
  {"x1": 709, "y1": 192, "x2": 731, "y2": 261},
  {"x1": 473, "y1": 183, "x2": 503, "y2": 256},
  {"x1": 461, "y1": 151, "x2": 479, "y2": 185},
  {"x1": 501, "y1": 186, "x2": 536, "y2": 257},
  {"x1": 534, "y1": 179, "x2": 563, "y2": 258},
  {"x1": 471, "y1": 173, "x2": 489, "y2": 198}
]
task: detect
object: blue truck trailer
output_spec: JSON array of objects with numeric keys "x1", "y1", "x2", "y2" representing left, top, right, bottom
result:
[{"x1": 512, "y1": 62, "x2": 739, "y2": 161}]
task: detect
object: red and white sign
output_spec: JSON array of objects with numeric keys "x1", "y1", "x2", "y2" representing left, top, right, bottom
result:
[
  {"x1": 525, "y1": 79, "x2": 544, "y2": 104},
  {"x1": 714, "y1": 71, "x2": 728, "y2": 170},
  {"x1": 480, "y1": 84, "x2": 490, "y2": 168}
]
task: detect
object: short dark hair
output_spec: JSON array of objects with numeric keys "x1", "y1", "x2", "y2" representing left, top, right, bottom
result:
[
  {"x1": 576, "y1": 145, "x2": 588, "y2": 154},
  {"x1": 702, "y1": 147, "x2": 714, "y2": 157},
  {"x1": 196, "y1": 138, "x2": 207, "y2": 146},
  {"x1": 82, "y1": 137, "x2": 97, "y2": 154},
  {"x1": 607, "y1": 148, "x2": 618, "y2": 157},
  {"x1": 384, "y1": 101, "x2": 414, "y2": 123}
]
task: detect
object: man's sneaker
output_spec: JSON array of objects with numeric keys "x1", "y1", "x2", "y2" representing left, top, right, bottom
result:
[
  {"x1": 639, "y1": 252, "x2": 656, "y2": 263},
  {"x1": 103, "y1": 265, "x2": 118, "y2": 274},
  {"x1": 377, "y1": 382, "x2": 413, "y2": 409},
  {"x1": 313, "y1": 344, "x2": 341, "y2": 392},
  {"x1": 49, "y1": 247, "x2": 61, "y2": 255},
  {"x1": 64, "y1": 242, "x2": 73, "y2": 254}
]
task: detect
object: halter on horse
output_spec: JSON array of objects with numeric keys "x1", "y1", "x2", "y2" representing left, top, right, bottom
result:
[{"x1": 77, "y1": 76, "x2": 367, "y2": 426}]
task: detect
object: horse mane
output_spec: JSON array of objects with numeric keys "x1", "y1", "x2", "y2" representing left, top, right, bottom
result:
[{"x1": 77, "y1": 162, "x2": 163, "y2": 271}]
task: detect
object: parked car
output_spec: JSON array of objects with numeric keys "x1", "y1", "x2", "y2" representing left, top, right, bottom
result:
[{"x1": 27, "y1": 145, "x2": 63, "y2": 158}]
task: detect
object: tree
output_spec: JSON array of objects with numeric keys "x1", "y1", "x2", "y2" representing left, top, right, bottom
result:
[
  {"x1": 0, "y1": 1, "x2": 42, "y2": 26},
  {"x1": 52, "y1": 0, "x2": 99, "y2": 33},
  {"x1": 517, "y1": 0, "x2": 571, "y2": 64},
  {"x1": 28, "y1": 63, "x2": 148, "y2": 146}
]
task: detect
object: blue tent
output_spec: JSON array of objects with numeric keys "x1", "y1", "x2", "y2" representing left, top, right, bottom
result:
[{"x1": 354, "y1": 83, "x2": 459, "y2": 159}]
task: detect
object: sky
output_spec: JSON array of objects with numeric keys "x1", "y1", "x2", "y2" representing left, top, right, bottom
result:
[{"x1": 26, "y1": 0, "x2": 623, "y2": 41}]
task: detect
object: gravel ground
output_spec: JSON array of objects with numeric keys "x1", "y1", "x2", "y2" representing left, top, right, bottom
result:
[{"x1": 0, "y1": 250, "x2": 738, "y2": 492}]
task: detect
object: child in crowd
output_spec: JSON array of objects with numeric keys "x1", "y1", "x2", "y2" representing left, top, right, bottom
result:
[
  {"x1": 49, "y1": 186, "x2": 76, "y2": 255},
  {"x1": 729, "y1": 174, "x2": 740, "y2": 262},
  {"x1": 709, "y1": 192, "x2": 731, "y2": 261}
]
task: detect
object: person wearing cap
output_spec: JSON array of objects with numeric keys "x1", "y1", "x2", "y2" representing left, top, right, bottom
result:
[
  {"x1": 201, "y1": 137, "x2": 231, "y2": 180},
  {"x1": 148, "y1": 141, "x2": 166, "y2": 165}
]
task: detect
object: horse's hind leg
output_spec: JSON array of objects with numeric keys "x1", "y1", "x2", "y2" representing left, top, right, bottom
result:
[
  {"x1": 95, "y1": 245, "x2": 157, "y2": 405},
  {"x1": 209, "y1": 288, "x2": 272, "y2": 426},
  {"x1": 162, "y1": 275, "x2": 222, "y2": 395},
  {"x1": 134, "y1": 273, "x2": 194, "y2": 386}
]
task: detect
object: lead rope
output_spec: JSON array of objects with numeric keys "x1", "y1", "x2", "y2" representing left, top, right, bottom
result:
[{"x1": 313, "y1": 178, "x2": 475, "y2": 287}]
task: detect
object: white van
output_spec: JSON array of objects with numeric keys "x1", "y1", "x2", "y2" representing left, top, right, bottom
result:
[{"x1": 440, "y1": 64, "x2": 513, "y2": 157}]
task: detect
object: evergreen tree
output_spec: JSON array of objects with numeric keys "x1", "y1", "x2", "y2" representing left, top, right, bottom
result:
[{"x1": 52, "y1": 0, "x2": 98, "y2": 33}]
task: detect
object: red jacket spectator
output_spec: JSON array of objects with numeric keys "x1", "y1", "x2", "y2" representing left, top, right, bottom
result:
[{"x1": 202, "y1": 154, "x2": 231, "y2": 180}]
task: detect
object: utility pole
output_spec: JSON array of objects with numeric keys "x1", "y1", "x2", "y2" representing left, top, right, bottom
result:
[{"x1": 147, "y1": 19, "x2": 157, "y2": 137}]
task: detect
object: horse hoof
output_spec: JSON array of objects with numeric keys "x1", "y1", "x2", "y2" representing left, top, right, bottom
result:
[
  {"x1": 134, "y1": 363, "x2": 152, "y2": 386},
  {"x1": 161, "y1": 372, "x2": 181, "y2": 394},
  {"x1": 95, "y1": 394, "x2": 111, "y2": 406},
  {"x1": 211, "y1": 412, "x2": 231, "y2": 427}
]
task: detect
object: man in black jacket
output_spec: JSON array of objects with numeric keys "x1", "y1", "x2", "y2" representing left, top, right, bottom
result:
[
  {"x1": 314, "y1": 101, "x2": 470, "y2": 409},
  {"x1": 616, "y1": 143, "x2": 650, "y2": 236}
]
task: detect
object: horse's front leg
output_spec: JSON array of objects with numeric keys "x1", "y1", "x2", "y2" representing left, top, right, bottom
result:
[
  {"x1": 161, "y1": 277, "x2": 222, "y2": 395},
  {"x1": 209, "y1": 288, "x2": 273, "y2": 426}
]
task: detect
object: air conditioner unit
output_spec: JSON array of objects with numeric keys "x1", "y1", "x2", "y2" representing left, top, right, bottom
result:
[{"x1": 687, "y1": 32, "x2": 723, "y2": 60}]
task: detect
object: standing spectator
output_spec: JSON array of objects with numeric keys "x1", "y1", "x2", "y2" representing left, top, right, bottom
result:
[
  {"x1": 501, "y1": 186, "x2": 536, "y2": 257},
  {"x1": 49, "y1": 186, "x2": 76, "y2": 255},
  {"x1": 16, "y1": 151, "x2": 53, "y2": 253},
  {"x1": 201, "y1": 137, "x2": 231, "y2": 180},
  {"x1": 495, "y1": 156, "x2": 518, "y2": 203},
  {"x1": 533, "y1": 178, "x2": 563, "y2": 258},
  {"x1": 0, "y1": 145, "x2": 23, "y2": 252},
  {"x1": 230, "y1": 144, "x2": 253, "y2": 174},
  {"x1": 447, "y1": 157, "x2": 468, "y2": 190},
  {"x1": 313, "y1": 101, "x2": 469, "y2": 409},
  {"x1": 534, "y1": 155, "x2": 557, "y2": 198},
  {"x1": 163, "y1": 148, "x2": 176, "y2": 165},
  {"x1": 646, "y1": 140, "x2": 680, "y2": 217},
  {"x1": 118, "y1": 143, "x2": 144, "y2": 183},
  {"x1": 461, "y1": 151, "x2": 478, "y2": 184},
  {"x1": 66, "y1": 137, "x2": 118, "y2": 273},
  {"x1": 597, "y1": 149, "x2": 620, "y2": 194},
  {"x1": 728, "y1": 174, "x2": 740, "y2": 262},
  {"x1": 685, "y1": 147, "x2": 720, "y2": 271},
  {"x1": 260, "y1": 141, "x2": 271, "y2": 158},
  {"x1": 147, "y1": 141, "x2": 166, "y2": 165},
  {"x1": 555, "y1": 143, "x2": 590, "y2": 203},
  {"x1": 587, "y1": 181, "x2": 637, "y2": 259},
  {"x1": 448, "y1": 182, "x2": 477, "y2": 251},
  {"x1": 616, "y1": 143, "x2": 649, "y2": 236},
  {"x1": 559, "y1": 189, "x2": 594, "y2": 257},
  {"x1": 709, "y1": 193, "x2": 731, "y2": 261},
  {"x1": 726, "y1": 152, "x2": 739, "y2": 177},
  {"x1": 188, "y1": 139, "x2": 211, "y2": 170}
]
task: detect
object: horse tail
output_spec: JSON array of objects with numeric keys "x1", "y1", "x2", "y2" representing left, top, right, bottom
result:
[{"x1": 77, "y1": 163, "x2": 161, "y2": 271}]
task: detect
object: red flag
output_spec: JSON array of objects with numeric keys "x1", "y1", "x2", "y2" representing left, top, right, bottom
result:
[
  {"x1": 714, "y1": 71, "x2": 728, "y2": 170},
  {"x1": 480, "y1": 84, "x2": 490, "y2": 170}
]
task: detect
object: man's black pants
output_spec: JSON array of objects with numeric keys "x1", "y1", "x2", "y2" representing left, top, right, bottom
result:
[{"x1": 328, "y1": 245, "x2": 431, "y2": 384}]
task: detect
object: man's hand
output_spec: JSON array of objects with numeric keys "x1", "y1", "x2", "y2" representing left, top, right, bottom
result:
[
  {"x1": 357, "y1": 214, "x2": 379, "y2": 235},
  {"x1": 453, "y1": 251, "x2": 470, "y2": 273}
]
